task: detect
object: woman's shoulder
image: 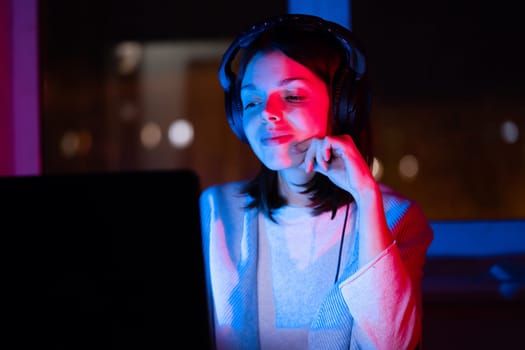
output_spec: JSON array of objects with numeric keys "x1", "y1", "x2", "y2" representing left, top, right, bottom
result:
[
  {"x1": 199, "y1": 180, "x2": 253, "y2": 224},
  {"x1": 377, "y1": 182, "x2": 434, "y2": 245},
  {"x1": 378, "y1": 182, "x2": 409, "y2": 200},
  {"x1": 377, "y1": 182, "x2": 423, "y2": 213},
  {"x1": 201, "y1": 180, "x2": 248, "y2": 196},
  {"x1": 378, "y1": 181, "x2": 432, "y2": 227},
  {"x1": 200, "y1": 180, "x2": 250, "y2": 206}
]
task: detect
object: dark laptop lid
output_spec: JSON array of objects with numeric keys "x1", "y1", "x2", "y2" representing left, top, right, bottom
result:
[{"x1": 3, "y1": 169, "x2": 212, "y2": 349}]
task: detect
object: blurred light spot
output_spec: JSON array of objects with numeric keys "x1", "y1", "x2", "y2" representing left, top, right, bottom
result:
[
  {"x1": 140, "y1": 122, "x2": 162, "y2": 149},
  {"x1": 119, "y1": 101, "x2": 139, "y2": 122},
  {"x1": 61, "y1": 131, "x2": 79, "y2": 158},
  {"x1": 115, "y1": 41, "x2": 143, "y2": 75},
  {"x1": 76, "y1": 130, "x2": 93, "y2": 155},
  {"x1": 168, "y1": 119, "x2": 194, "y2": 148},
  {"x1": 371, "y1": 157, "x2": 383, "y2": 180},
  {"x1": 500, "y1": 120, "x2": 519, "y2": 144},
  {"x1": 60, "y1": 130, "x2": 92, "y2": 158},
  {"x1": 398, "y1": 154, "x2": 419, "y2": 181}
]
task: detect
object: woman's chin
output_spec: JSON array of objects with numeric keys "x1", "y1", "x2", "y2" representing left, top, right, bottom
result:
[
  {"x1": 263, "y1": 162, "x2": 291, "y2": 171},
  {"x1": 262, "y1": 158, "x2": 302, "y2": 171},
  {"x1": 258, "y1": 148, "x2": 305, "y2": 171}
]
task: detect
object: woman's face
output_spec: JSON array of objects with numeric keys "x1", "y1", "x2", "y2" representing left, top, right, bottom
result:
[{"x1": 240, "y1": 50, "x2": 330, "y2": 171}]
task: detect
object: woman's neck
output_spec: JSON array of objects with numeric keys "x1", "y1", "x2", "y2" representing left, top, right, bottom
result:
[{"x1": 278, "y1": 168, "x2": 314, "y2": 208}]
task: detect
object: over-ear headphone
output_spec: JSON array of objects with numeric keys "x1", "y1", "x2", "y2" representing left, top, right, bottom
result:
[{"x1": 218, "y1": 13, "x2": 370, "y2": 145}]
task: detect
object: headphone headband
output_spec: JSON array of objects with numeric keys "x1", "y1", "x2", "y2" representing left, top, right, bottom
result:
[{"x1": 219, "y1": 14, "x2": 366, "y2": 91}]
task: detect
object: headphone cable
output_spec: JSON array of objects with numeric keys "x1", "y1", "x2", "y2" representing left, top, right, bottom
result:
[{"x1": 334, "y1": 202, "x2": 350, "y2": 284}]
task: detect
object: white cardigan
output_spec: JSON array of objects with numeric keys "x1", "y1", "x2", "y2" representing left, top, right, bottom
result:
[{"x1": 199, "y1": 181, "x2": 434, "y2": 350}]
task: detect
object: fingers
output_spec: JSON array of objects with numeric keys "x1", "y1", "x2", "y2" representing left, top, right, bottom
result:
[
  {"x1": 293, "y1": 138, "x2": 312, "y2": 154},
  {"x1": 301, "y1": 139, "x2": 316, "y2": 173},
  {"x1": 303, "y1": 148, "x2": 315, "y2": 173},
  {"x1": 298, "y1": 135, "x2": 374, "y2": 195},
  {"x1": 316, "y1": 139, "x2": 332, "y2": 171},
  {"x1": 300, "y1": 135, "x2": 358, "y2": 172},
  {"x1": 301, "y1": 138, "x2": 333, "y2": 173}
]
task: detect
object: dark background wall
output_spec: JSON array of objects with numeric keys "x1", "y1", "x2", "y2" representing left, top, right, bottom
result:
[{"x1": 353, "y1": 0, "x2": 525, "y2": 98}]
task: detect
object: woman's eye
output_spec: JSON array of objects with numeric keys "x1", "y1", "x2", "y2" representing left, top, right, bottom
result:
[
  {"x1": 241, "y1": 92, "x2": 263, "y2": 111},
  {"x1": 285, "y1": 94, "x2": 306, "y2": 103},
  {"x1": 243, "y1": 101, "x2": 259, "y2": 110}
]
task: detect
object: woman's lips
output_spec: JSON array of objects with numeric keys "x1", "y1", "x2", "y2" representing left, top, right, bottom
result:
[{"x1": 261, "y1": 134, "x2": 294, "y2": 146}]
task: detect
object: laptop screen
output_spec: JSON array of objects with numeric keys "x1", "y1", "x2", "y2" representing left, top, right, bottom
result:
[{"x1": 3, "y1": 169, "x2": 212, "y2": 349}]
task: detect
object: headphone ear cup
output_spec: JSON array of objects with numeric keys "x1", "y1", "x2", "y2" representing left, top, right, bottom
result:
[
  {"x1": 224, "y1": 84, "x2": 247, "y2": 143},
  {"x1": 333, "y1": 67, "x2": 356, "y2": 135},
  {"x1": 333, "y1": 69, "x2": 373, "y2": 166},
  {"x1": 220, "y1": 43, "x2": 248, "y2": 143},
  {"x1": 333, "y1": 65, "x2": 372, "y2": 139}
]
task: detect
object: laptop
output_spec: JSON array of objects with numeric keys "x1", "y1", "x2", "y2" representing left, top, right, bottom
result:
[{"x1": 3, "y1": 169, "x2": 212, "y2": 349}]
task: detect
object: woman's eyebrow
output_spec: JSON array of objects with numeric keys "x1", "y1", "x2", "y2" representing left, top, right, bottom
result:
[
  {"x1": 280, "y1": 77, "x2": 310, "y2": 85},
  {"x1": 241, "y1": 83, "x2": 256, "y2": 91},
  {"x1": 241, "y1": 77, "x2": 310, "y2": 91}
]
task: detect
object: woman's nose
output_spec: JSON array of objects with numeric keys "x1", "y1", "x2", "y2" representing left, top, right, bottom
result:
[
  {"x1": 262, "y1": 93, "x2": 283, "y2": 122},
  {"x1": 262, "y1": 111, "x2": 280, "y2": 122}
]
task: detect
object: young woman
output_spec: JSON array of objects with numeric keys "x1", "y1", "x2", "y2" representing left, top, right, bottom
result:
[{"x1": 199, "y1": 14, "x2": 434, "y2": 350}]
